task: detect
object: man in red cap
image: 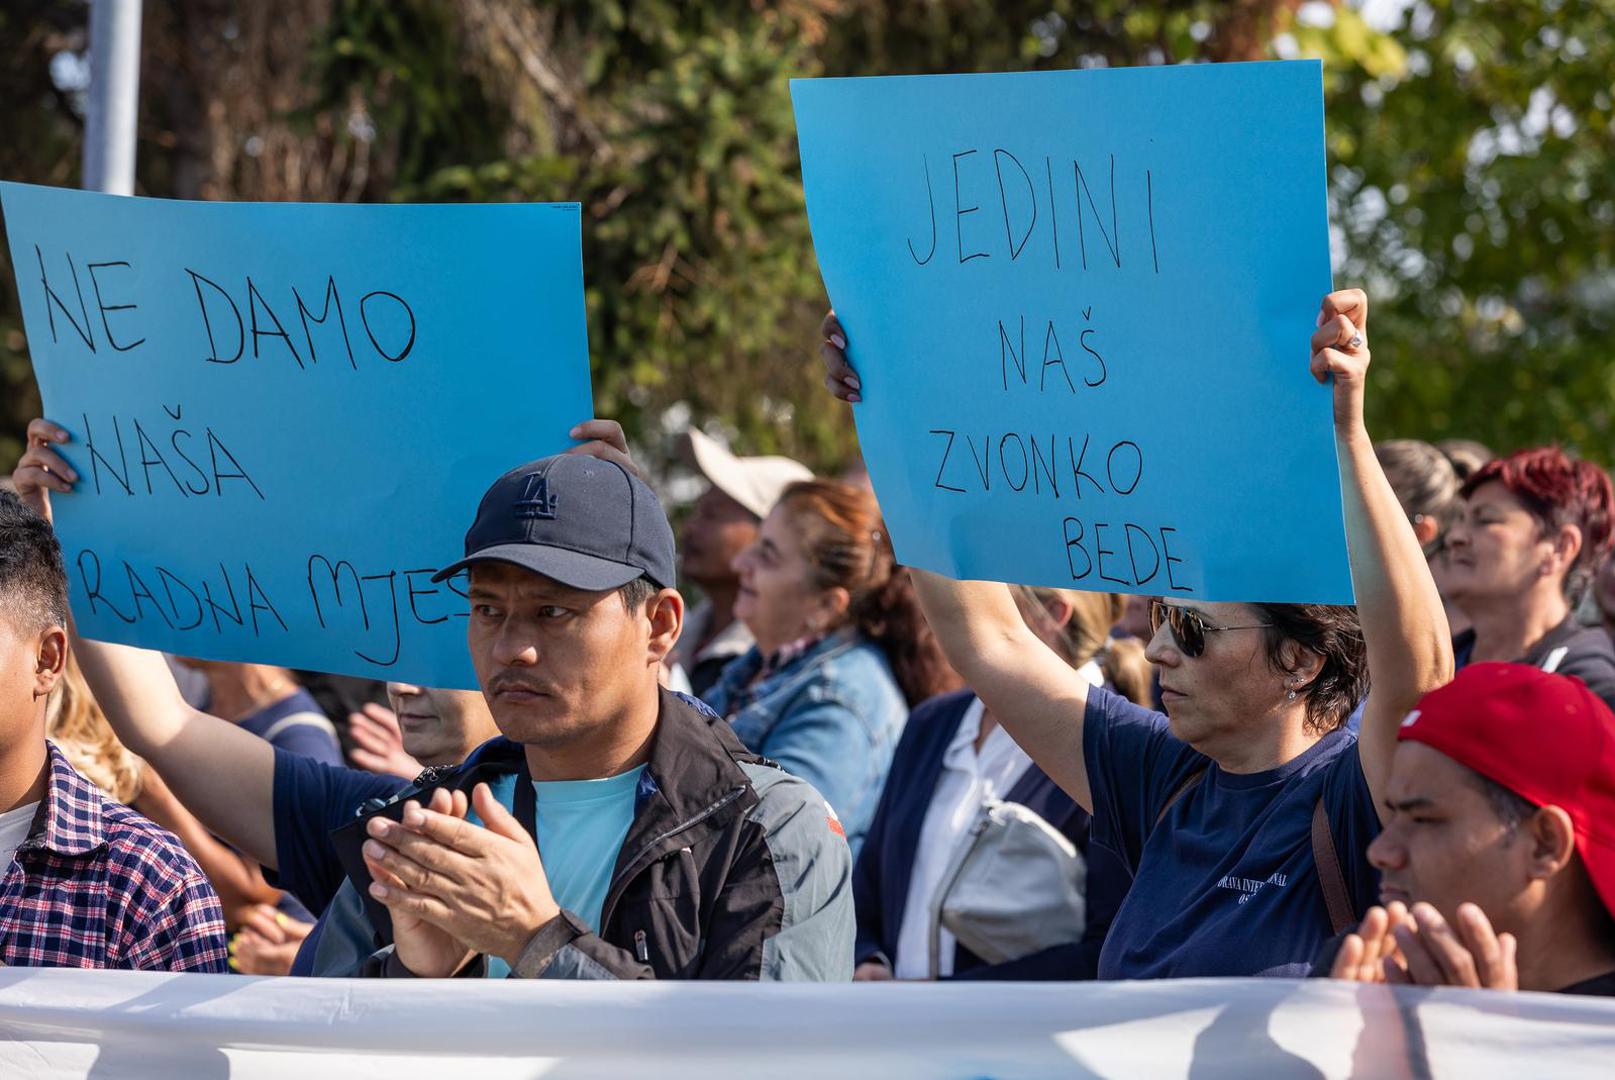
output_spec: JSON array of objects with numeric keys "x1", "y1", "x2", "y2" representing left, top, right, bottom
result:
[{"x1": 1328, "y1": 662, "x2": 1615, "y2": 994}]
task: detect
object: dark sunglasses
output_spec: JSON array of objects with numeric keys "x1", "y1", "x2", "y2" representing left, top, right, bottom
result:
[{"x1": 1149, "y1": 600, "x2": 1272, "y2": 659}]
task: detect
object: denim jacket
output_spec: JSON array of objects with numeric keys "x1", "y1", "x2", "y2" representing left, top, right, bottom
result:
[{"x1": 704, "y1": 629, "x2": 907, "y2": 857}]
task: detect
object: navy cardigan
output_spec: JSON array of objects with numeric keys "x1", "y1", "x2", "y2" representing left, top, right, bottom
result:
[{"x1": 852, "y1": 689, "x2": 1127, "y2": 980}]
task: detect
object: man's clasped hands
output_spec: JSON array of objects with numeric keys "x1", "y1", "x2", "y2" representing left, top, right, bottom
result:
[
  {"x1": 1331, "y1": 901, "x2": 1519, "y2": 990},
  {"x1": 361, "y1": 784, "x2": 561, "y2": 977}
]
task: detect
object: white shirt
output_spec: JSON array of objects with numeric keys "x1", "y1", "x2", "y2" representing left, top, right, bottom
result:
[
  {"x1": 892, "y1": 698, "x2": 1032, "y2": 978},
  {"x1": 0, "y1": 801, "x2": 40, "y2": 870},
  {"x1": 892, "y1": 660, "x2": 1103, "y2": 979}
]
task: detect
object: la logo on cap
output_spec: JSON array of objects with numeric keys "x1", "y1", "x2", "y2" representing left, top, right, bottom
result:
[
  {"x1": 1400, "y1": 709, "x2": 1421, "y2": 729},
  {"x1": 515, "y1": 474, "x2": 559, "y2": 521}
]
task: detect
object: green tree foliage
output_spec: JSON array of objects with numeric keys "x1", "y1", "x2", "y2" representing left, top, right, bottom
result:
[
  {"x1": 381, "y1": 2, "x2": 846, "y2": 468},
  {"x1": 1307, "y1": 0, "x2": 1615, "y2": 462},
  {"x1": 1, "y1": 1, "x2": 1610, "y2": 477}
]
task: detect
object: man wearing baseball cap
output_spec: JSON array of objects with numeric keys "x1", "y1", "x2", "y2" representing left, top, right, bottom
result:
[
  {"x1": 291, "y1": 430, "x2": 854, "y2": 980},
  {"x1": 668, "y1": 428, "x2": 813, "y2": 698},
  {"x1": 22, "y1": 414, "x2": 853, "y2": 981},
  {"x1": 1327, "y1": 662, "x2": 1615, "y2": 994}
]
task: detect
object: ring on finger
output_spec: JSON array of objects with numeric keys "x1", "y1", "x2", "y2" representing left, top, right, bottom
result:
[{"x1": 1347, "y1": 332, "x2": 1364, "y2": 349}]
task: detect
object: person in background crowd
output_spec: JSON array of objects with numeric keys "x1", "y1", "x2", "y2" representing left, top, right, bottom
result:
[
  {"x1": 705, "y1": 479, "x2": 958, "y2": 856},
  {"x1": 1443, "y1": 446, "x2": 1615, "y2": 708},
  {"x1": 18, "y1": 420, "x2": 854, "y2": 980},
  {"x1": 668, "y1": 428, "x2": 813, "y2": 698},
  {"x1": 853, "y1": 587, "x2": 1142, "y2": 983},
  {"x1": 821, "y1": 290, "x2": 1452, "y2": 979},
  {"x1": 1043, "y1": 589, "x2": 1153, "y2": 709},
  {"x1": 345, "y1": 698, "x2": 427, "y2": 780},
  {"x1": 1327, "y1": 663, "x2": 1615, "y2": 995},
  {"x1": 1114, "y1": 594, "x2": 1153, "y2": 643},
  {"x1": 228, "y1": 901, "x2": 314, "y2": 976},
  {"x1": 1376, "y1": 439, "x2": 1471, "y2": 636},
  {"x1": 1111, "y1": 593, "x2": 1165, "y2": 709},
  {"x1": 1595, "y1": 552, "x2": 1615, "y2": 646},
  {"x1": 0, "y1": 489, "x2": 227, "y2": 971},
  {"x1": 165, "y1": 654, "x2": 213, "y2": 712},
  {"x1": 171, "y1": 664, "x2": 390, "y2": 772},
  {"x1": 178, "y1": 658, "x2": 342, "y2": 767},
  {"x1": 1436, "y1": 438, "x2": 1493, "y2": 483},
  {"x1": 342, "y1": 683, "x2": 502, "y2": 783},
  {"x1": 291, "y1": 671, "x2": 390, "y2": 768}
]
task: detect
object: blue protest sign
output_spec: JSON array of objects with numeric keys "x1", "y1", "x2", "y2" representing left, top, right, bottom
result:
[
  {"x1": 1, "y1": 183, "x2": 593, "y2": 687},
  {"x1": 792, "y1": 61, "x2": 1353, "y2": 603}
]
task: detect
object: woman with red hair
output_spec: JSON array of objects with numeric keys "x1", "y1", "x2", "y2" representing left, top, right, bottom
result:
[{"x1": 1443, "y1": 447, "x2": 1615, "y2": 708}]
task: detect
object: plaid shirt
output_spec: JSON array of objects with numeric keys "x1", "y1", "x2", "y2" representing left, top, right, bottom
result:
[{"x1": 0, "y1": 742, "x2": 228, "y2": 971}]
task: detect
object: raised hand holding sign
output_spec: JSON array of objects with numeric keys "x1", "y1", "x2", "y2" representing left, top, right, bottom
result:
[{"x1": 1, "y1": 184, "x2": 594, "y2": 686}]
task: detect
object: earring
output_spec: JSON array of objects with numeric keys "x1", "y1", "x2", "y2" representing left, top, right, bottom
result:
[{"x1": 1286, "y1": 689, "x2": 1297, "y2": 701}]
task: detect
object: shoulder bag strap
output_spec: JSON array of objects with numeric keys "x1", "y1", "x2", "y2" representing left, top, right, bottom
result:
[{"x1": 1311, "y1": 797, "x2": 1356, "y2": 935}]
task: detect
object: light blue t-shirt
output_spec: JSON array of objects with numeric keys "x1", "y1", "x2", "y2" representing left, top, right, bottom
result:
[{"x1": 484, "y1": 765, "x2": 644, "y2": 978}]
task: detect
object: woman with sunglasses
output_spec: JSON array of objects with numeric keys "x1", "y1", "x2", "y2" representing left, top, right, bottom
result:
[{"x1": 819, "y1": 289, "x2": 1453, "y2": 979}]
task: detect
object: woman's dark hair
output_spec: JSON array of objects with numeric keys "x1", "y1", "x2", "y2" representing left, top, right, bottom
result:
[
  {"x1": 1462, "y1": 446, "x2": 1615, "y2": 604},
  {"x1": 1252, "y1": 603, "x2": 1368, "y2": 735},
  {"x1": 777, "y1": 480, "x2": 958, "y2": 706},
  {"x1": 1436, "y1": 439, "x2": 1494, "y2": 483},
  {"x1": 1375, "y1": 439, "x2": 1462, "y2": 549}
]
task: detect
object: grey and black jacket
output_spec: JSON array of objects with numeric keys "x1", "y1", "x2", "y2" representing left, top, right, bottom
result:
[{"x1": 311, "y1": 687, "x2": 854, "y2": 980}]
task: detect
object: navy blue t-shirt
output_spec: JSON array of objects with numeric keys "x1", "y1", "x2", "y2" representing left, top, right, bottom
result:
[
  {"x1": 1084, "y1": 687, "x2": 1381, "y2": 979},
  {"x1": 267, "y1": 748, "x2": 408, "y2": 918},
  {"x1": 240, "y1": 689, "x2": 344, "y2": 767}
]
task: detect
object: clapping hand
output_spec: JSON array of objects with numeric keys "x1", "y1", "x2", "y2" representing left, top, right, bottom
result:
[
  {"x1": 1330, "y1": 901, "x2": 1412, "y2": 983},
  {"x1": 363, "y1": 783, "x2": 562, "y2": 975},
  {"x1": 1331, "y1": 900, "x2": 1518, "y2": 990}
]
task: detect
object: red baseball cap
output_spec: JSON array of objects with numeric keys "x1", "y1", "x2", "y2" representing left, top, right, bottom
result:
[{"x1": 1398, "y1": 662, "x2": 1615, "y2": 917}]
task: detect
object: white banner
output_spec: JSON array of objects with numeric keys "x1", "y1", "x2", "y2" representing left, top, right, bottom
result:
[{"x1": 2, "y1": 969, "x2": 1613, "y2": 1078}]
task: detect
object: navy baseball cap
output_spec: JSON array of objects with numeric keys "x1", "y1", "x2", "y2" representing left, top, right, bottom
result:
[{"x1": 433, "y1": 454, "x2": 676, "y2": 591}]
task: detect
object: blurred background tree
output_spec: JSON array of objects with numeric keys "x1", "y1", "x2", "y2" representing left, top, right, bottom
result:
[{"x1": 2, "y1": 0, "x2": 1611, "y2": 477}]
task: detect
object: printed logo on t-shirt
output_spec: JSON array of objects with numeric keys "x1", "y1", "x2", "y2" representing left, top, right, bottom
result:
[
  {"x1": 1216, "y1": 871, "x2": 1290, "y2": 905},
  {"x1": 1400, "y1": 709, "x2": 1421, "y2": 729}
]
